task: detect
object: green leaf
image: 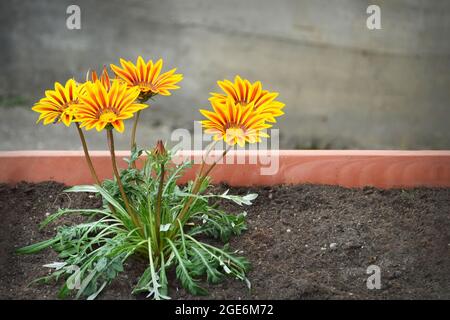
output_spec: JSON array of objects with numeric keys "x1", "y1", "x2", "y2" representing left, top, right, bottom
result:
[
  {"x1": 166, "y1": 239, "x2": 207, "y2": 296},
  {"x1": 133, "y1": 266, "x2": 152, "y2": 294},
  {"x1": 40, "y1": 208, "x2": 107, "y2": 229},
  {"x1": 160, "y1": 223, "x2": 171, "y2": 232},
  {"x1": 95, "y1": 257, "x2": 108, "y2": 272},
  {"x1": 43, "y1": 262, "x2": 67, "y2": 270},
  {"x1": 93, "y1": 185, "x2": 130, "y2": 224},
  {"x1": 191, "y1": 246, "x2": 223, "y2": 284},
  {"x1": 65, "y1": 185, "x2": 98, "y2": 193},
  {"x1": 190, "y1": 210, "x2": 247, "y2": 242},
  {"x1": 16, "y1": 237, "x2": 60, "y2": 254},
  {"x1": 218, "y1": 190, "x2": 259, "y2": 205},
  {"x1": 159, "y1": 253, "x2": 169, "y2": 298},
  {"x1": 87, "y1": 282, "x2": 107, "y2": 300},
  {"x1": 58, "y1": 283, "x2": 71, "y2": 299}
]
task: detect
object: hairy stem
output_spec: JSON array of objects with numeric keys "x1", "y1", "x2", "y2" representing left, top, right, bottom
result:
[
  {"x1": 75, "y1": 123, "x2": 100, "y2": 185},
  {"x1": 189, "y1": 140, "x2": 220, "y2": 199},
  {"x1": 155, "y1": 162, "x2": 165, "y2": 250},
  {"x1": 130, "y1": 110, "x2": 141, "y2": 169},
  {"x1": 107, "y1": 128, "x2": 142, "y2": 231},
  {"x1": 76, "y1": 124, "x2": 117, "y2": 215},
  {"x1": 175, "y1": 145, "x2": 231, "y2": 226}
]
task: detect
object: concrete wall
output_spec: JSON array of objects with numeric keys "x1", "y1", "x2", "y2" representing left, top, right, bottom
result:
[{"x1": 0, "y1": 0, "x2": 449, "y2": 150}]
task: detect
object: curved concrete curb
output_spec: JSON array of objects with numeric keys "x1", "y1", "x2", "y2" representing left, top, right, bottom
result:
[{"x1": 0, "y1": 150, "x2": 449, "y2": 188}]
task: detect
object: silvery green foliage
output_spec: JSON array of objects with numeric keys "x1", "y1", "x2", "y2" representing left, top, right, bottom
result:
[{"x1": 17, "y1": 149, "x2": 254, "y2": 299}]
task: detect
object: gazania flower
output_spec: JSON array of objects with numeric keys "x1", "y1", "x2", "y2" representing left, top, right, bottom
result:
[
  {"x1": 110, "y1": 56, "x2": 183, "y2": 101},
  {"x1": 209, "y1": 75, "x2": 285, "y2": 122},
  {"x1": 200, "y1": 97, "x2": 272, "y2": 147},
  {"x1": 32, "y1": 79, "x2": 80, "y2": 126},
  {"x1": 76, "y1": 80, "x2": 148, "y2": 133},
  {"x1": 88, "y1": 66, "x2": 111, "y2": 90}
]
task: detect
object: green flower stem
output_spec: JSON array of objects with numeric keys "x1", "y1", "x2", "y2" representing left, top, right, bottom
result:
[
  {"x1": 75, "y1": 123, "x2": 101, "y2": 185},
  {"x1": 173, "y1": 145, "x2": 231, "y2": 231},
  {"x1": 189, "y1": 140, "x2": 220, "y2": 198},
  {"x1": 76, "y1": 123, "x2": 117, "y2": 216},
  {"x1": 154, "y1": 162, "x2": 165, "y2": 249},
  {"x1": 201, "y1": 145, "x2": 232, "y2": 180},
  {"x1": 107, "y1": 128, "x2": 142, "y2": 232},
  {"x1": 130, "y1": 110, "x2": 141, "y2": 168},
  {"x1": 130, "y1": 96, "x2": 155, "y2": 169}
]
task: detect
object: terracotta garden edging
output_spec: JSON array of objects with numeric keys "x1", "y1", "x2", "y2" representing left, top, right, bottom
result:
[{"x1": 0, "y1": 150, "x2": 449, "y2": 189}]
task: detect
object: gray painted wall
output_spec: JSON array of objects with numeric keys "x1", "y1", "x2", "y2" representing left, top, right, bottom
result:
[{"x1": 1, "y1": 0, "x2": 449, "y2": 150}]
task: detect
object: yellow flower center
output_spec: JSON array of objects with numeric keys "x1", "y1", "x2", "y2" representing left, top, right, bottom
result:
[{"x1": 99, "y1": 111, "x2": 117, "y2": 122}]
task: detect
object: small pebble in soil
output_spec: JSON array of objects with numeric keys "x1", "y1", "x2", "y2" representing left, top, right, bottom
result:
[
  {"x1": 330, "y1": 243, "x2": 338, "y2": 250},
  {"x1": 286, "y1": 228, "x2": 291, "y2": 233}
]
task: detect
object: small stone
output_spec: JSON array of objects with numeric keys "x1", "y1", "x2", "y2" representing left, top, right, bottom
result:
[
  {"x1": 268, "y1": 193, "x2": 273, "y2": 199},
  {"x1": 321, "y1": 247, "x2": 327, "y2": 251},
  {"x1": 286, "y1": 228, "x2": 291, "y2": 233},
  {"x1": 330, "y1": 243, "x2": 338, "y2": 250},
  {"x1": 45, "y1": 212, "x2": 50, "y2": 217}
]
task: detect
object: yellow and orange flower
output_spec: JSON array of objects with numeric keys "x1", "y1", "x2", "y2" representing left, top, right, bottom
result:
[
  {"x1": 110, "y1": 56, "x2": 183, "y2": 101},
  {"x1": 32, "y1": 79, "x2": 80, "y2": 126},
  {"x1": 88, "y1": 66, "x2": 112, "y2": 90},
  {"x1": 200, "y1": 97, "x2": 272, "y2": 147},
  {"x1": 75, "y1": 80, "x2": 148, "y2": 133},
  {"x1": 209, "y1": 76, "x2": 285, "y2": 122}
]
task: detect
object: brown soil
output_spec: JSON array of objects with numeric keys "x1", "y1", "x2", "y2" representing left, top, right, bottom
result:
[{"x1": 1, "y1": 182, "x2": 449, "y2": 300}]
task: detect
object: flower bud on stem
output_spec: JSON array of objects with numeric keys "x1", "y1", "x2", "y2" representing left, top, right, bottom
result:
[{"x1": 153, "y1": 140, "x2": 167, "y2": 249}]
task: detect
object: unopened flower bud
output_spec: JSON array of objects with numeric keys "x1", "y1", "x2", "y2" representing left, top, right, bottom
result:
[{"x1": 153, "y1": 140, "x2": 167, "y2": 157}]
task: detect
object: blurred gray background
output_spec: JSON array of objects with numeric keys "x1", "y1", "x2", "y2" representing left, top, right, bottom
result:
[{"x1": 0, "y1": 0, "x2": 449, "y2": 150}]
